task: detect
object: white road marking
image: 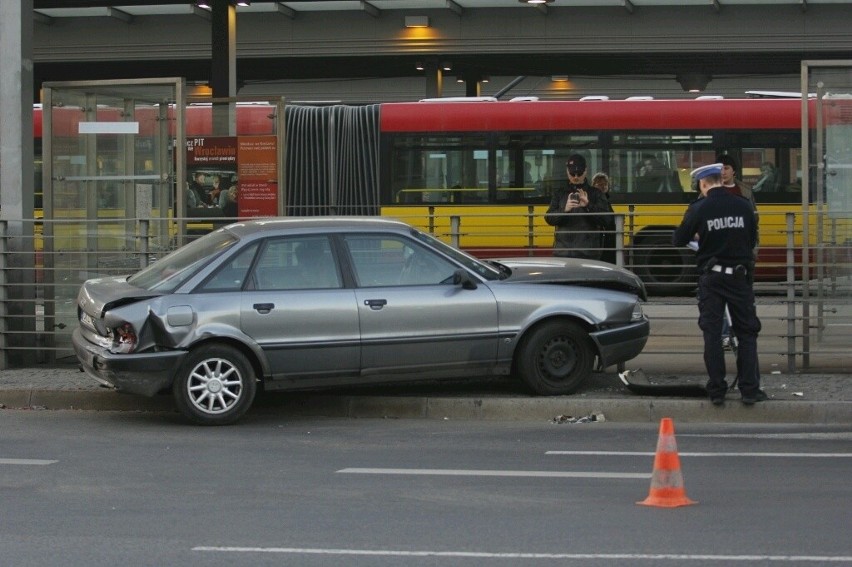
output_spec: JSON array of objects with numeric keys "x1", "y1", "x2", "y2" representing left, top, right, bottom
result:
[
  {"x1": 680, "y1": 433, "x2": 852, "y2": 440},
  {"x1": 192, "y1": 546, "x2": 852, "y2": 562},
  {"x1": 337, "y1": 467, "x2": 648, "y2": 479},
  {"x1": 0, "y1": 458, "x2": 58, "y2": 465},
  {"x1": 545, "y1": 451, "x2": 852, "y2": 458}
]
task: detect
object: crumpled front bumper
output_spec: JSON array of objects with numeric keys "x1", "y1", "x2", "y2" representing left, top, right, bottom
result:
[
  {"x1": 589, "y1": 317, "x2": 650, "y2": 368},
  {"x1": 72, "y1": 327, "x2": 187, "y2": 397}
]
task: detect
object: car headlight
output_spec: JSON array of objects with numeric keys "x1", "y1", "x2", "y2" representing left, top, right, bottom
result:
[
  {"x1": 631, "y1": 302, "x2": 644, "y2": 322},
  {"x1": 108, "y1": 322, "x2": 138, "y2": 354}
]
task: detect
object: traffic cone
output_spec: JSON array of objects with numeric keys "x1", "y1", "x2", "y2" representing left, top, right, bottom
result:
[{"x1": 637, "y1": 417, "x2": 697, "y2": 508}]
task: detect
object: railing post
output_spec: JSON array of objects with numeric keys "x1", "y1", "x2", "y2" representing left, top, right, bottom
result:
[
  {"x1": 615, "y1": 213, "x2": 624, "y2": 268},
  {"x1": 527, "y1": 205, "x2": 535, "y2": 257},
  {"x1": 785, "y1": 212, "x2": 796, "y2": 373},
  {"x1": 449, "y1": 215, "x2": 460, "y2": 249},
  {"x1": 139, "y1": 219, "x2": 150, "y2": 269},
  {"x1": 627, "y1": 204, "x2": 635, "y2": 268}
]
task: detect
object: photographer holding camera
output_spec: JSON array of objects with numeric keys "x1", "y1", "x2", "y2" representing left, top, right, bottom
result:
[{"x1": 545, "y1": 154, "x2": 611, "y2": 260}]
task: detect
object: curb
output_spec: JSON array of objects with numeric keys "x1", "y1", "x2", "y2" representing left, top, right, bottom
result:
[{"x1": 2, "y1": 389, "x2": 851, "y2": 424}]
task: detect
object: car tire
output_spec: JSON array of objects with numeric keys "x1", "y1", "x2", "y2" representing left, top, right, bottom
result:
[
  {"x1": 172, "y1": 343, "x2": 257, "y2": 425},
  {"x1": 515, "y1": 320, "x2": 594, "y2": 395}
]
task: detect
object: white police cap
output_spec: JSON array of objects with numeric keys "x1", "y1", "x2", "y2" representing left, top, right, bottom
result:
[{"x1": 690, "y1": 163, "x2": 723, "y2": 180}]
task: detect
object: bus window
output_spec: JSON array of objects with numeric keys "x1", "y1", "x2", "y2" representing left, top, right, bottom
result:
[
  {"x1": 612, "y1": 133, "x2": 714, "y2": 194},
  {"x1": 388, "y1": 134, "x2": 488, "y2": 204}
]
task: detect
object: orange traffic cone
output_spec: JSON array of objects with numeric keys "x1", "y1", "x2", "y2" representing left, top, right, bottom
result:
[{"x1": 637, "y1": 417, "x2": 697, "y2": 508}]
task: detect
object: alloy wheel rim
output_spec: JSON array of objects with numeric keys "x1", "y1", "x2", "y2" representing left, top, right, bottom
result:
[{"x1": 187, "y1": 358, "x2": 243, "y2": 415}]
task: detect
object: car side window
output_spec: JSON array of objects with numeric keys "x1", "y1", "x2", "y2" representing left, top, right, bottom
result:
[
  {"x1": 343, "y1": 234, "x2": 457, "y2": 287},
  {"x1": 198, "y1": 243, "x2": 258, "y2": 292},
  {"x1": 252, "y1": 236, "x2": 341, "y2": 290}
]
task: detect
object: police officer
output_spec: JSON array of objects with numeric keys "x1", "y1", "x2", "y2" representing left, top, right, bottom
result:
[{"x1": 673, "y1": 163, "x2": 766, "y2": 406}]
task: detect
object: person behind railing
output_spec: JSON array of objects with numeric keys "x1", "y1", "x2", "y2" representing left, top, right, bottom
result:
[
  {"x1": 544, "y1": 154, "x2": 611, "y2": 260},
  {"x1": 591, "y1": 172, "x2": 617, "y2": 264}
]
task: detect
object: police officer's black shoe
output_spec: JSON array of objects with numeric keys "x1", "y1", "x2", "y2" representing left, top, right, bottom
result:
[
  {"x1": 710, "y1": 394, "x2": 725, "y2": 406},
  {"x1": 741, "y1": 389, "x2": 769, "y2": 405}
]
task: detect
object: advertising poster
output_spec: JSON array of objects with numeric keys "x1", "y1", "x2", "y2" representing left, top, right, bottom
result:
[
  {"x1": 237, "y1": 135, "x2": 279, "y2": 218},
  {"x1": 185, "y1": 135, "x2": 278, "y2": 218}
]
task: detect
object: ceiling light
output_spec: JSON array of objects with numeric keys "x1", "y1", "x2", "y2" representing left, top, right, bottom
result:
[
  {"x1": 442, "y1": 61, "x2": 452, "y2": 71},
  {"x1": 518, "y1": 0, "x2": 554, "y2": 4},
  {"x1": 236, "y1": 0, "x2": 250, "y2": 5},
  {"x1": 196, "y1": 0, "x2": 211, "y2": 9},
  {"x1": 404, "y1": 15, "x2": 429, "y2": 28},
  {"x1": 415, "y1": 61, "x2": 424, "y2": 71}
]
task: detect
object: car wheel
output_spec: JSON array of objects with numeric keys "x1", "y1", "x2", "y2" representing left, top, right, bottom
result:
[
  {"x1": 173, "y1": 344, "x2": 257, "y2": 425},
  {"x1": 515, "y1": 321, "x2": 594, "y2": 395}
]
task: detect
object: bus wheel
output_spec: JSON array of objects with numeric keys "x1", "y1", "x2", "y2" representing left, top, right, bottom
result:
[
  {"x1": 515, "y1": 321, "x2": 593, "y2": 396},
  {"x1": 632, "y1": 234, "x2": 697, "y2": 295}
]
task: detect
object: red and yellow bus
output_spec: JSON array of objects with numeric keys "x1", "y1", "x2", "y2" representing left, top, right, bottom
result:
[{"x1": 34, "y1": 96, "x2": 844, "y2": 293}]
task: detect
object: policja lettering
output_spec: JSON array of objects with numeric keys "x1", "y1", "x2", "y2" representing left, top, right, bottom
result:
[{"x1": 706, "y1": 216, "x2": 745, "y2": 231}]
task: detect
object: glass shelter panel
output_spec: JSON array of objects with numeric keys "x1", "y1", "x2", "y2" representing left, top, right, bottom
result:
[{"x1": 42, "y1": 79, "x2": 182, "y2": 354}]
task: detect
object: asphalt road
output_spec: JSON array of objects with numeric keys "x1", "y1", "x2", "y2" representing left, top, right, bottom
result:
[{"x1": 2, "y1": 411, "x2": 851, "y2": 566}]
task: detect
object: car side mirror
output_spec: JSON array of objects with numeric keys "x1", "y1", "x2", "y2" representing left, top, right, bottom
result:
[{"x1": 453, "y1": 269, "x2": 478, "y2": 290}]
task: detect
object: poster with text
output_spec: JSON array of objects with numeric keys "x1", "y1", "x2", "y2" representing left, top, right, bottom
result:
[
  {"x1": 237, "y1": 135, "x2": 279, "y2": 218},
  {"x1": 185, "y1": 135, "x2": 278, "y2": 218}
]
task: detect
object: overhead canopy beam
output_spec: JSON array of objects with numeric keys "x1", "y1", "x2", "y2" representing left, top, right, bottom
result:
[
  {"x1": 623, "y1": 0, "x2": 634, "y2": 14},
  {"x1": 276, "y1": 2, "x2": 296, "y2": 18},
  {"x1": 33, "y1": 10, "x2": 53, "y2": 24},
  {"x1": 107, "y1": 6, "x2": 133, "y2": 23},
  {"x1": 192, "y1": 5, "x2": 211, "y2": 20},
  {"x1": 446, "y1": 0, "x2": 463, "y2": 16},
  {"x1": 360, "y1": 0, "x2": 379, "y2": 18}
]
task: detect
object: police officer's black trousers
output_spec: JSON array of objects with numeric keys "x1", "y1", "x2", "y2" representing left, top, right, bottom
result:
[{"x1": 696, "y1": 271, "x2": 762, "y2": 397}]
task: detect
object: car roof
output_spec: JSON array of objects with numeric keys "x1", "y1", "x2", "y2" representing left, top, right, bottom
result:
[{"x1": 220, "y1": 216, "x2": 411, "y2": 238}]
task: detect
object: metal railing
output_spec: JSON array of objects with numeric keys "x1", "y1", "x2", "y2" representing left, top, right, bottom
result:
[{"x1": 1, "y1": 210, "x2": 849, "y2": 374}]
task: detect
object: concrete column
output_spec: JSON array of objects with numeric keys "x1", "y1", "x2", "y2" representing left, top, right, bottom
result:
[
  {"x1": 211, "y1": 0, "x2": 236, "y2": 136},
  {"x1": 424, "y1": 60, "x2": 443, "y2": 99},
  {"x1": 0, "y1": 0, "x2": 36, "y2": 366}
]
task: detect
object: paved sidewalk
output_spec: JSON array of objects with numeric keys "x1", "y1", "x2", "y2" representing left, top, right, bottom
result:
[{"x1": 1, "y1": 362, "x2": 849, "y2": 424}]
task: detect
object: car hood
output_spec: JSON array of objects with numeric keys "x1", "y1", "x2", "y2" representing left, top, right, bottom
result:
[
  {"x1": 77, "y1": 276, "x2": 164, "y2": 318},
  {"x1": 491, "y1": 257, "x2": 647, "y2": 301}
]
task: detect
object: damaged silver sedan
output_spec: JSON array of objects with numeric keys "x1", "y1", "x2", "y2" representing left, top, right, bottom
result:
[{"x1": 73, "y1": 217, "x2": 649, "y2": 425}]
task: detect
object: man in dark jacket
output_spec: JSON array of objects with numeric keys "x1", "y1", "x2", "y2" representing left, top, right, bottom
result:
[
  {"x1": 673, "y1": 163, "x2": 765, "y2": 406},
  {"x1": 545, "y1": 154, "x2": 611, "y2": 260}
]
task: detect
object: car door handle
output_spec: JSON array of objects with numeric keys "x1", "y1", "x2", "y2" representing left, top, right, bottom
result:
[
  {"x1": 253, "y1": 302, "x2": 275, "y2": 314},
  {"x1": 364, "y1": 299, "x2": 387, "y2": 310}
]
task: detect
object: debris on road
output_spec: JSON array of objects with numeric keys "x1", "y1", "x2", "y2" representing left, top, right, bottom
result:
[{"x1": 551, "y1": 413, "x2": 605, "y2": 424}]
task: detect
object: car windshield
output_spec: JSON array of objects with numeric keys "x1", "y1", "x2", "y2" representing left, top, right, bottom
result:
[
  {"x1": 409, "y1": 228, "x2": 504, "y2": 281},
  {"x1": 128, "y1": 229, "x2": 239, "y2": 292}
]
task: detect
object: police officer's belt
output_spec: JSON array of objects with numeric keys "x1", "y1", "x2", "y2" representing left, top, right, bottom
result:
[{"x1": 711, "y1": 264, "x2": 746, "y2": 275}]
